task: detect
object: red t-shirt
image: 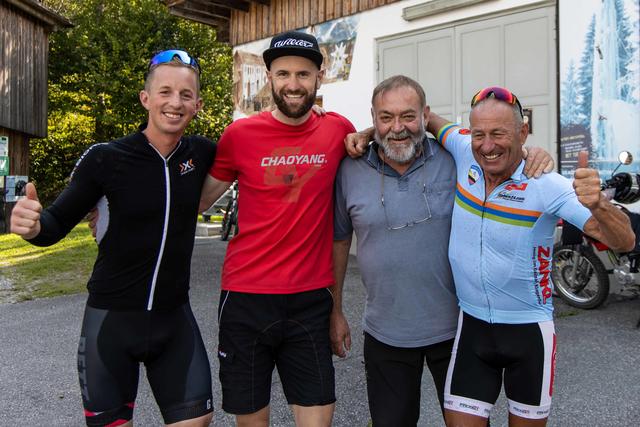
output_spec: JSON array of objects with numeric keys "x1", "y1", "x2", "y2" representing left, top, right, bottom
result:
[{"x1": 210, "y1": 111, "x2": 355, "y2": 294}]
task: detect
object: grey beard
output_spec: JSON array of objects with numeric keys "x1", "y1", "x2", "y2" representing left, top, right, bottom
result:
[{"x1": 375, "y1": 126, "x2": 425, "y2": 164}]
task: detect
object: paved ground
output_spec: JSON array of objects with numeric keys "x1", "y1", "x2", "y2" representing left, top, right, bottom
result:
[{"x1": 1, "y1": 236, "x2": 639, "y2": 426}]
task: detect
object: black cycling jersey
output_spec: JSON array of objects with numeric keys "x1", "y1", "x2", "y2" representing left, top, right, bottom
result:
[{"x1": 29, "y1": 126, "x2": 216, "y2": 311}]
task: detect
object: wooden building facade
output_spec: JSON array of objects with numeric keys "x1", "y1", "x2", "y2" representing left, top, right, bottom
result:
[
  {"x1": 0, "y1": 0, "x2": 70, "y2": 231},
  {"x1": 165, "y1": 0, "x2": 401, "y2": 45}
]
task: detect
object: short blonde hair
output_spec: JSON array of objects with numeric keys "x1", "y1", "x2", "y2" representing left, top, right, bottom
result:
[{"x1": 145, "y1": 58, "x2": 200, "y2": 94}]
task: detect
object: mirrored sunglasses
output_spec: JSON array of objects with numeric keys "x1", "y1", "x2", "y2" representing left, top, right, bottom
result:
[
  {"x1": 471, "y1": 86, "x2": 523, "y2": 118},
  {"x1": 149, "y1": 49, "x2": 201, "y2": 75}
]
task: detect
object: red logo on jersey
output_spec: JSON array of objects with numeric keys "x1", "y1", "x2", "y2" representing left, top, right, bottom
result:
[
  {"x1": 459, "y1": 128, "x2": 471, "y2": 135},
  {"x1": 505, "y1": 183, "x2": 528, "y2": 191},
  {"x1": 262, "y1": 147, "x2": 323, "y2": 203},
  {"x1": 537, "y1": 246, "x2": 553, "y2": 304}
]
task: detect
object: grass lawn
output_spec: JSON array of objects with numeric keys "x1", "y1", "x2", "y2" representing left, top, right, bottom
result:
[
  {"x1": 0, "y1": 223, "x2": 96, "y2": 303},
  {"x1": 0, "y1": 215, "x2": 219, "y2": 304}
]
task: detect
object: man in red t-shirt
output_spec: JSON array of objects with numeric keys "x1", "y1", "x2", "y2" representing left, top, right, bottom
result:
[{"x1": 199, "y1": 30, "x2": 355, "y2": 427}]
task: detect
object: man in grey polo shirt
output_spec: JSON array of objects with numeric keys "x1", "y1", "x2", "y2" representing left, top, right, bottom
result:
[{"x1": 331, "y1": 75, "x2": 458, "y2": 426}]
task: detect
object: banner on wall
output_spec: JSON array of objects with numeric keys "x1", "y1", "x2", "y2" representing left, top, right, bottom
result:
[
  {"x1": 0, "y1": 136, "x2": 9, "y2": 177},
  {"x1": 559, "y1": 0, "x2": 639, "y2": 177},
  {"x1": 0, "y1": 136, "x2": 8, "y2": 156},
  {"x1": 0, "y1": 157, "x2": 8, "y2": 176},
  {"x1": 232, "y1": 16, "x2": 360, "y2": 118},
  {"x1": 5, "y1": 175, "x2": 28, "y2": 202}
]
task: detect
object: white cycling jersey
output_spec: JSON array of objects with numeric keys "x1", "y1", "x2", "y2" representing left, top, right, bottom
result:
[{"x1": 436, "y1": 124, "x2": 592, "y2": 323}]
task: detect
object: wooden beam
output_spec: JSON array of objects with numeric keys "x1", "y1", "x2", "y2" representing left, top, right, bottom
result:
[
  {"x1": 186, "y1": 0, "x2": 231, "y2": 12},
  {"x1": 173, "y1": 2, "x2": 231, "y2": 20},
  {"x1": 164, "y1": 0, "x2": 187, "y2": 7},
  {"x1": 170, "y1": 6, "x2": 230, "y2": 25},
  {"x1": 167, "y1": 8, "x2": 230, "y2": 41},
  {"x1": 4, "y1": 0, "x2": 73, "y2": 30},
  {"x1": 178, "y1": 0, "x2": 253, "y2": 13},
  {"x1": 215, "y1": 0, "x2": 251, "y2": 12}
]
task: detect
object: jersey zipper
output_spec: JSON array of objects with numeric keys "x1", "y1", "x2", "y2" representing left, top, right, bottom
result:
[
  {"x1": 482, "y1": 179, "x2": 516, "y2": 323},
  {"x1": 146, "y1": 141, "x2": 181, "y2": 311},
  {"x1": 480, "y1": 198, "x2": 492, "y2": 323}
]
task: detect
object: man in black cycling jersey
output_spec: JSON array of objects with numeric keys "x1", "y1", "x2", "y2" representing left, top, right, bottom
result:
[{"x1": 10, "y1": 50, "x2": 216, "y2": 427}]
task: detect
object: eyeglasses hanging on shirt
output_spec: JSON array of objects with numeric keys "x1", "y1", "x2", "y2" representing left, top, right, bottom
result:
[{"x1": 379, "y1": 155, "x2": 432, "y2": 230}]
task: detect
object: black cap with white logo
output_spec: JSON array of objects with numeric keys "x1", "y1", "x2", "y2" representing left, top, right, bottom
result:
[{"x1": 263, "y1": 30, "x2": 323, "y2": 70}]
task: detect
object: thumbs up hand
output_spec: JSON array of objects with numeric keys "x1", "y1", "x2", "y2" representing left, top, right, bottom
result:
[
  {"x1": 573, "y1": 151, "x2": 603, "y2": 211},
  {"x1": 10, "y1": 182, "x2": 43, "y2": 239}
]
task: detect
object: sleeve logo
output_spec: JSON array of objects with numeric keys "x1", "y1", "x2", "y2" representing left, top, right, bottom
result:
[{"x1": 468, "y1": 165, "x2": 482, "y2": 185}]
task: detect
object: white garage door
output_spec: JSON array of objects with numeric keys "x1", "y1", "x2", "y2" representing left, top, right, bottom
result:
[{"x1": 378, "y1": 6, "x2": 557, "y2": 160}]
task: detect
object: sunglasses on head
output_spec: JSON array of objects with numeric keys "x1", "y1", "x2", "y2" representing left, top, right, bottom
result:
[
  {"x1": 149, "y1": 49, "x2": 201, "y2": 75},
  {"x1": 471, "y1": 86, "x2": 523, "y2": 118}
]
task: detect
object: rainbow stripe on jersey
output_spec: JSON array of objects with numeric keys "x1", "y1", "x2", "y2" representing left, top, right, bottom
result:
[
  {"x1": 455, "y1": 183, "x2": 541, "y2": 227},
  {"x1": 436, "y1": 123, "x2": 463, "y2": 148}
]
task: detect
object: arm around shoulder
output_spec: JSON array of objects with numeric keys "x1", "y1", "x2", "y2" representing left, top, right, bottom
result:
[
  {"x1": 199, "y1": 175, "x2": 232, "y2": 213},
  {"x1": 426, "y1": 111, "x2": 451, "y2": 137}
]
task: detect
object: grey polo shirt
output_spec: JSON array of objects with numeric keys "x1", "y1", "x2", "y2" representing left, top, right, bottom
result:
[{"x1": 334, "y1": 137, "x2": 458, "y2": 347}]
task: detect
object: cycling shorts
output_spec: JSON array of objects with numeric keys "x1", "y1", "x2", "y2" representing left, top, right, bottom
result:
[
  {"x1": 78, "y1": 303, "x2": 213, "y2": 426},
  {"x1": 444, "y1": 311, "x2": 556, "y2": 420},
  {"x1": 217, "y1": 288, "x2": 335, "y2": 415}
]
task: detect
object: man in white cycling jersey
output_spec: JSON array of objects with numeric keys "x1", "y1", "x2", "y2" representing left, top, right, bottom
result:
[{"x1": 428, "y1": 86, "x2": 634, "y2": 427}]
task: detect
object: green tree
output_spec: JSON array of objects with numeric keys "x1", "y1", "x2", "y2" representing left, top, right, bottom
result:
[
  {"x1": 576, "y1": 15, "x2": 596, "y2": 127},
  {"x1": 561, "y1": 60, "x2": 582, "y2": 126},
  {"x1": 34, "y1": 0, "x2": 232, "y2": 204},
  {"x1": 614, "y1": 0, "x2": 638, "y2": 102}
]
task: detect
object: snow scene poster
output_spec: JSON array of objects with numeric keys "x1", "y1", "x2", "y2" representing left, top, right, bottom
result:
[{"x1": 559, "y1": 0, "x2": 639, "y2": 176}]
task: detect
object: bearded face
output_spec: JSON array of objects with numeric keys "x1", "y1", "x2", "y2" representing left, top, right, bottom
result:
[
  {"x1": 375, "y1": 121, "x2": 425, "y2": 164},
  {"x1": 271, "y1": 85, "x2": 317, "y2": 119}
]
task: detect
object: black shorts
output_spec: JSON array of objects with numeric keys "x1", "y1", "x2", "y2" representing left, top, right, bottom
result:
[
  {"x1": 364, "y1": 332, "x2": 454, "y2": 426},
  {"x1": 217, "y1": 288, "x2": 335, "y2": 414},
  {"x1": 444, "y1": 311, "x2": 556, "y2": 420},
  {"x1": 78, "y1": 303, "x2": 213, "y2": 426}
]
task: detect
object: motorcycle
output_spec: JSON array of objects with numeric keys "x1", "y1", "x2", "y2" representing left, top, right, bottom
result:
[{"x1": 552, "y1": 151, "x2": 640, "y2": 318}]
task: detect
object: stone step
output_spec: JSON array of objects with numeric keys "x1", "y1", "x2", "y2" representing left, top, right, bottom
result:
[{"x1": 195, "y1": 223, "x2": 220, "y2": 237}]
